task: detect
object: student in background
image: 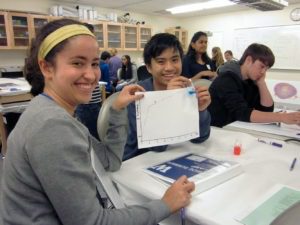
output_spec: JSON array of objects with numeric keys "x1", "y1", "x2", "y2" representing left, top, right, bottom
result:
[
  {"x1": 208, "y1": 43, "x2": 300, "y2": 127},
  {"x1": 99, "y1": 51, "x2": 114, "y2": 94},
  {"x1": 224, "y1": 50, "x2": 236, "y2": 62},
  {"x1": 1, "y1": 19, "x2": 195, "y2": 225},
  {"x1": 211, "y1": 46, "x2": 224, "y2": 70},
  {"x1": 124, "y1": 33, "x2": 211, "y2": 160},
  {"x1": 116, "y1": 55, "x2": 137, "y2": 91},
  {"x1": 182, "y1": 31, "x2": 217, "y2": 81},
  {"x1": 109, "y1": 48, "x2": 122, "y2": 86}
]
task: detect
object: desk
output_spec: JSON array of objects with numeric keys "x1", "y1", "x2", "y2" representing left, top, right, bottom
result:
[
  {"x1": 224, "y1": 121, "x2": 300, "y2": 143},
  {"x1": 0, "y1": 78, "x2": 32, "y2": 156},
  {"x1": 111, "y1": 127, "x2": 300, "y2": 225}
]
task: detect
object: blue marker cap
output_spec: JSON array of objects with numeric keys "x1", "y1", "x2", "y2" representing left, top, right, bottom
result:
[{"x1": 187, "y1": 87, "x2": 196, "y2": 95}]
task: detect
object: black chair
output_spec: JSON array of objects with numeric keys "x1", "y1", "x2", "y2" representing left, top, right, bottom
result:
[{"x1": 137, "y1": 65, "x2": 152, "y2": 81}]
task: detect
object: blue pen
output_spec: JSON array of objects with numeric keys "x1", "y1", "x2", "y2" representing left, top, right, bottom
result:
[
  {"x1": 290, "y1": 157, "x2": 297, "y2": 171},
  {"x1": 180, "y1": 208, "x2": 185, "y2": 225},
  {"x1": 9, "y1": 88, "x2": 20, "y2": 91},
  {"x1": 257, "y1": 138, "x2": 283, "y2": 148}
]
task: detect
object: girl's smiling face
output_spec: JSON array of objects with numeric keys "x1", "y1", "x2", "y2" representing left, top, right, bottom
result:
[{"x1": 42, "y1": 35, "x2": 100, "y2": 112}]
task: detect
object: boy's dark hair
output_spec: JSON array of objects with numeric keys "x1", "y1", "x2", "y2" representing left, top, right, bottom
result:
[
  {"x1": 143, "y1": 33, "x2": 183, "y2": 66},
  {"x1": 186, "y1": 31, "x2": 211, "y2": 64},
  {"x1": 100, "y1": 51, "x2": 111, "y2": 61},
  {"x1": 224, "y1": 50, "x2": 233, "y2": 56},
  {"x1": 239, "y1": 43, "x2": 275, "y2": 68},
  {"x1": 24, "y1": 18, "x2": 84, "y2": 96}
]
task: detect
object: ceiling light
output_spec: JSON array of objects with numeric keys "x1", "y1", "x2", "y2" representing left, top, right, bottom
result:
[{"x1": 166, "y1": 0, "x2": 235, "y2": 14}]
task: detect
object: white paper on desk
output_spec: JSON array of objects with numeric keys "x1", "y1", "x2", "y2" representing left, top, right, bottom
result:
[
  {"x1": 135, "y1": 88, "x2": 199, "y2": 148},
  {"x1": 226, "y1": 121, "x2": 300, "y2": 140}
]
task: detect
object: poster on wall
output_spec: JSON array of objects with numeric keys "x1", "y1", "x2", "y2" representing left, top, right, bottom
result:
[{"x1": 266, "y1": 79, "x2": 300, "y2": 108}]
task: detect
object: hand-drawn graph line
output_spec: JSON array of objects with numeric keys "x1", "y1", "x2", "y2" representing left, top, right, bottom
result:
[
  {"x1": 139, "y1": 132, "x2": 199, "y2": 144},
  {"x1": 137, "y1": 93, "x2": 198, "y2": 143},
  {"x1": 142, "y1": 94, "x2": 173, "y2": 130}
]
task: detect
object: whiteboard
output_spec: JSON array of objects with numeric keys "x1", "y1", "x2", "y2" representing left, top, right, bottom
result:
[{"x1": 233, "y1": 25, "x2": 300, "y2": 70}]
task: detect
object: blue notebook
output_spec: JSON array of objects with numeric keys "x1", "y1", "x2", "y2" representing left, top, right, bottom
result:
[{"x1": 145, "y1": 153, "x2": 243, "y2": 194}]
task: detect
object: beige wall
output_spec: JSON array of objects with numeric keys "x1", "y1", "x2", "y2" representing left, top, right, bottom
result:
[
  {"x1": 180, "y1": 4, "x2": 300, "y2": 81},
  {"x1": 1, "y1": 0, "x2": 300, "y2": 81},
  {"x1": 0, "y1": 0, "x2": 179, "y2": 67}
]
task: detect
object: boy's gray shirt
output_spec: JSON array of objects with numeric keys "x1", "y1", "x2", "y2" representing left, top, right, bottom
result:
[{"x1": 1, "y1": 95, "x2": 170, "y2": 225}]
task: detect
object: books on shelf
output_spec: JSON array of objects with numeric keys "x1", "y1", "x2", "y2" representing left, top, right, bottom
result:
[{"x1": 144, "y1": 153, "x2": 243, "y2": 195}]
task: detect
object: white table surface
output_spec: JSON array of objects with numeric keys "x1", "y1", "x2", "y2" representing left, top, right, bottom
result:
[{"x1": 111, "y1": 127, "x2": 300, "y2": 225}]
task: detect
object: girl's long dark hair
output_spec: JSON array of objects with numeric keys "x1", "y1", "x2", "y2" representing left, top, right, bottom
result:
[
  {"x1": 186, "y1": 31, "x2": 211, "y2": 64},
  {"x1": 120, "y1": 55, "x2": 133, "y2": 80}
]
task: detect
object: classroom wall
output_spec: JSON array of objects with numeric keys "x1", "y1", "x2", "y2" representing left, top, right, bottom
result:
[
  {"x1": 0, "y1": 0, "x2": 180, "y2": 67},
  {"x1": 1, "y1": 0, "x2": 300, "y2": 81},
  {"x1": 180, "y1": 4, "x2": 300, "y2": 81}
]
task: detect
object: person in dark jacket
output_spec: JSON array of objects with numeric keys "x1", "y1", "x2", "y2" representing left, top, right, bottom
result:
[
  {"x1": 208, "y1": 43, "x2": 300, "y2": 127},
  {"x1": 182, "y1": 31, "x2": 217, "y2": 81}
]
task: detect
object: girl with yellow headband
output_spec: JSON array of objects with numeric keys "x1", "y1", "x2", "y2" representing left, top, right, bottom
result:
[{"x1": 1, "y1": 18, "x2": 194, "y2": 224}]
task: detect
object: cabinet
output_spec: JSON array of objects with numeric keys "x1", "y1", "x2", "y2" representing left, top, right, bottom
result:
[
  {"x1": 123, "y1": 24, "x2": 138, "y2": 50},
  {"x1": 106, "y1": 22, "x2": 122, "y2": 50},
  {"x1": 8, "y1": 12, "x2": 31, "y2": 49},
  {"x1": 0, "y1": 10, "x2": 153, "y2": 51},
  {"x1": 88, "y1": 21, "x2": 106, "y2": 50},
  {"x1": 30, "y1": 15, "x2": 49, "y2": 38},
  {"x1": 165, "y1": 28, "x2": 188, "y2": 52},
  {"x1": 0, "y1": 12, "x2": 10, "y2": 49},
  {"x1": 138, "y1": 25, "x2": 152, "y2": 50}
]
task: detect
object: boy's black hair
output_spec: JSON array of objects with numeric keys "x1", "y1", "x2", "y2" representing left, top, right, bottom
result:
[
  {"x1": 143, "y1": 33, "x2": 183, "y2": 66},
  {"x1": 239, "y1": 43, "x2": 275, "y2": 68},
  {"x1": 100, "y1": 51, "x2": 111, "y2": 61}
]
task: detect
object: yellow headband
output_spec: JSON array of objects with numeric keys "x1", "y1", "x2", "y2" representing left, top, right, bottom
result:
[{"x1": 38, "y1": 24, "x2": 95, "y2": 60}]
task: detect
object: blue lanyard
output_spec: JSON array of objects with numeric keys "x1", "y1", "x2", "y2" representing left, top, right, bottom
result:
[{"x1": 40, "y1": 92, "x2": 53, "y2": 101}]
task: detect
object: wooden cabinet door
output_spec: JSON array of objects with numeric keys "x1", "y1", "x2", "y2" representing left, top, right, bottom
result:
[
  {"x1": 92, "y1": 22, "x2": 105, "y2": 50},
  {"x1": 181, "y1": 30, "x2": 188, "y2": 52},
  {"x1": 9, "y1": 12, "x2": 30, "y2": 49},
  {"x1": 0, "y1": 11, "x2": 11, "y2": 49},
  {"x1": 106, "y1": 22, "x2": 122, "y2": 50},
  {"x1": 123, "y1": 24, "x2": 138, "y2": 50},
  {"x1": 30, "y1": 15, "x2": 49, "y2": 39},
  {"x1": 165, "y1": 28, "x2": 188, "y2": 52},
  {"x1": 138, "y1": 25, "x2": 152, "y2": 51}
]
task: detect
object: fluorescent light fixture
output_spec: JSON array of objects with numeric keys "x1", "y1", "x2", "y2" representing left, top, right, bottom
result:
[{"x1": 166, "y1": 0, "x2": 235, "y2": 14}]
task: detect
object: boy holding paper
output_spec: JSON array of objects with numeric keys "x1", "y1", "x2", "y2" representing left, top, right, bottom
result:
[{"x1": 123, "y1": 33, "x2": 211, "y2": 160}]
